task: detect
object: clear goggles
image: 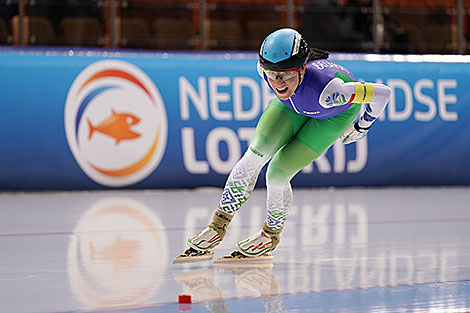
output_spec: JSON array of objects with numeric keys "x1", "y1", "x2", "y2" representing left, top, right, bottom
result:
[{"x1": 263, "y1": 67, "x2": 302, "y2": 80}]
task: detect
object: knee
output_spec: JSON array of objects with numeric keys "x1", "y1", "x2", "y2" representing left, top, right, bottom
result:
[{"x1": 266, "y1": 163, "x2": 291, "y2": 188}]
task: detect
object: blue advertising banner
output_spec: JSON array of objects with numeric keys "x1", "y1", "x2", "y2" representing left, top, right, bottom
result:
[{"x1": 0, "y1": 49, "x2": 468, "y2": 190}]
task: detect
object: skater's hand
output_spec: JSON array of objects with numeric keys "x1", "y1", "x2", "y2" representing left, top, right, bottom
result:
[{"x1": 341, "y1": 122, "x2": 369, "y2": 144}]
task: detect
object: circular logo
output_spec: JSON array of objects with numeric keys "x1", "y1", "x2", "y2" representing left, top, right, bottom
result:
[{"x1": 65, "y1": 60, "x2": 167, "y2": 187}]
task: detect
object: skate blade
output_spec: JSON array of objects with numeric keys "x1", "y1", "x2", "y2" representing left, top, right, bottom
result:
[
  {"x1": 172, "y1": 252, "x2": 214, "y2": 264},
  {"x1": 214, "y1": 254, "x2": 273, "y2": 265},
  {"x1": 215, "y1": 262, "x2": 273, "y2": 270}
]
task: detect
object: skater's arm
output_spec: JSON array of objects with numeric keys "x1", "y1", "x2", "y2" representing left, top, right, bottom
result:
[
  {"x1": 318, "y1": 77, "x2": 391, "y2": 144},
  {"x1": 319, "y1": 77, "x2": 391, "y2": 127}
]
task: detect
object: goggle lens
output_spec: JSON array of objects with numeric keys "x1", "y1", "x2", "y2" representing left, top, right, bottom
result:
[{"x1": 264, "y1": 68, "x2": 300, "y2": 80}]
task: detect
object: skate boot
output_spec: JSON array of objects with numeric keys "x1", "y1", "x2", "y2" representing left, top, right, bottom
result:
[
  {"x1": 173, "y1": 210, "x2": 232, "y2": 264},
  {"x1": 214, "y1": 223, "x2": 282, "y2": 264}
]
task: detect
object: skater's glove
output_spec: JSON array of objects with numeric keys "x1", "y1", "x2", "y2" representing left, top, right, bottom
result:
[{"x1": 341, "y1": 122, "x2": 370, "y2": 144}]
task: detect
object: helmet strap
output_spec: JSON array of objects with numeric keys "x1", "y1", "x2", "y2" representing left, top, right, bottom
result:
[{"x1": 293, "y1": 66, "x2": 304, "y2": 94}]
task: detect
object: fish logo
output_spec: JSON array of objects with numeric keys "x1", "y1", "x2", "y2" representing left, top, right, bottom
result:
[
  {"x1": 64, "y1": 60, "x2": 168, "y2": 187},
  {"x1": 88, "y1": 109, "x2": 141, "y2": 144}
]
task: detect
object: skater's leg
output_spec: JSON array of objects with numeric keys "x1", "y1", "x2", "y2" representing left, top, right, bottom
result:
[
  {"x1": 179, "y1": 100, "x2": 307, "y2": 262},
  {"x1": 187, "y1": 149, "x2": 270, "y2": 252},
  {"x1": 236, "y1": 138, "x2": 320, "y2": 257},
  {"x1": 201, "y1": 99, "x2": 308, "y2": 246},
  {"x1": 236, "y1": 104, "x2": 361, "y2": 257}
]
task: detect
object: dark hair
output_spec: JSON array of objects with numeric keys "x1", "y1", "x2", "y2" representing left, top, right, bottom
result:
[{"x1": 307, "y1": 47, "x2": 329, "y2": 62}]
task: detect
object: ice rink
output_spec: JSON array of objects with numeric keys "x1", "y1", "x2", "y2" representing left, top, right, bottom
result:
[{"x1": 1, "y1": 187, "x2": 470, "y2": 313}]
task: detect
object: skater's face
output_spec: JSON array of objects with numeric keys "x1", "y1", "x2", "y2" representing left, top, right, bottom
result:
[{"x1": 265, "y1": 66, "x2": 305, "y2": 100}]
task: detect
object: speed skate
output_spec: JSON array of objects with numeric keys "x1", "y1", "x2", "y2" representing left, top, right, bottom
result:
[
  {"x1": 173, "y1": 226, "x2": 221, "y2": 264},
  {"x1": 213, "y1": 229, "x2": 276, "y2": 264},
  {"x1": 174, "y1": 226, "x2": 276, "y2": 264}
]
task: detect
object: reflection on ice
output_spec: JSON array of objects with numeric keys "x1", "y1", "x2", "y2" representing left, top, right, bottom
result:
[
  {"x1": 174, "y1": 263, "x2": 284, "y2": 313},
  {"x1": 67, "y1": 197, "x2": 168, "y2": 308}
]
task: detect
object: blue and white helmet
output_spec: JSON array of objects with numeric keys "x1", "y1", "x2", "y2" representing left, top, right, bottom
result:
[{"x1": 259, "y1": 28, "x2": 310, "y2": 71}]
